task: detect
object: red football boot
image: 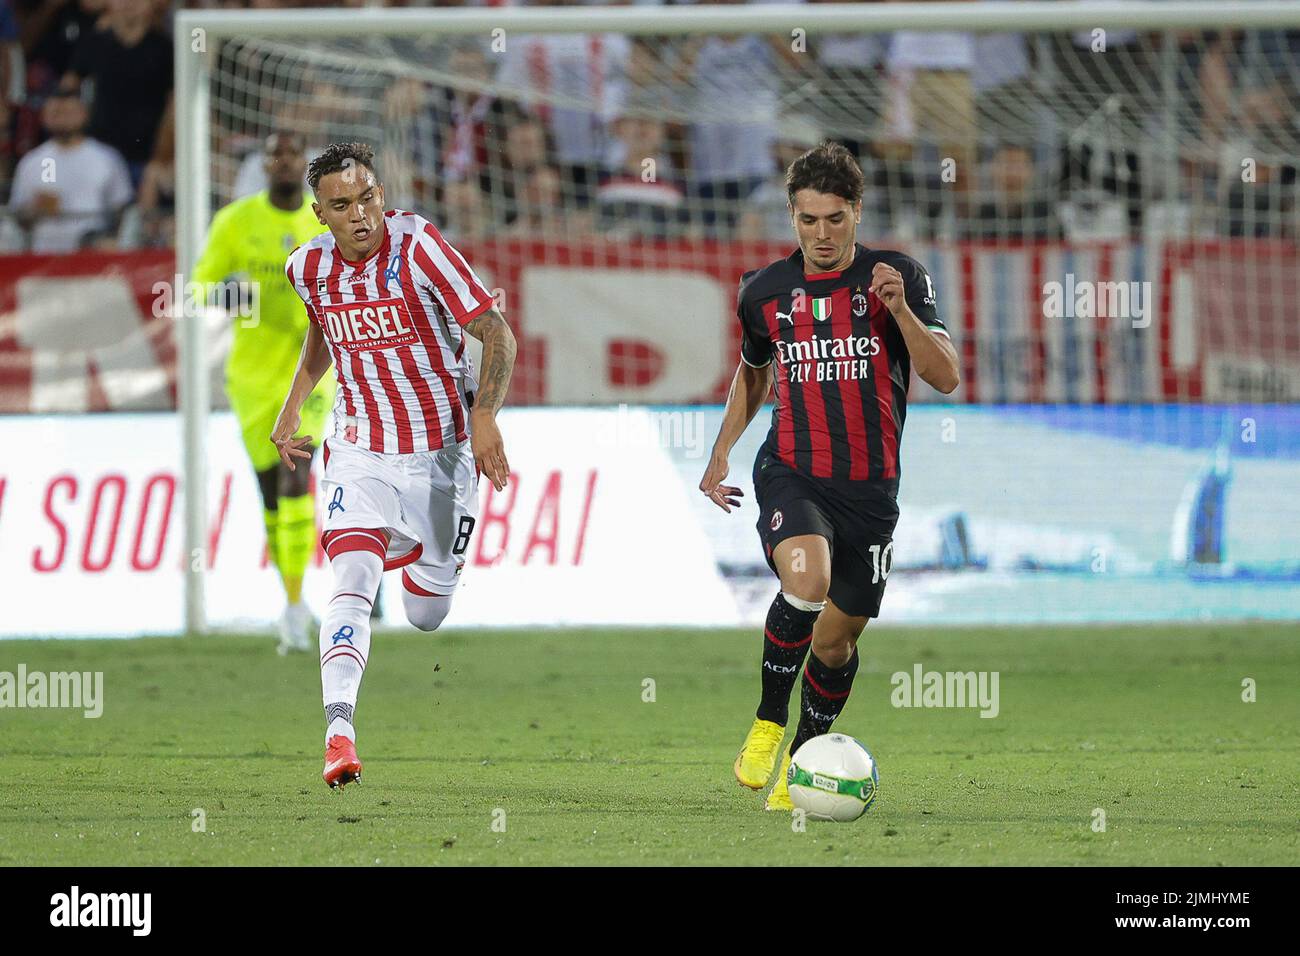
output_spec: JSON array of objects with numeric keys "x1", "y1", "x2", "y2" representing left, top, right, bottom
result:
[{"x1": 323, "y1": 735, "x2": 363, "y2": 790}]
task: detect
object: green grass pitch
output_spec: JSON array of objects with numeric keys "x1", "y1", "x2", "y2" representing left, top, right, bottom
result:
[{"x1": 3, "y1": 623, "x2": 1297, "y2": 866}]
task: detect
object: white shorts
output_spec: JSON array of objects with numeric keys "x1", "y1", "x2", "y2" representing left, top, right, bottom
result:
[{"x1": 320, "y1": 436, "x2": 479, "y2": 594}]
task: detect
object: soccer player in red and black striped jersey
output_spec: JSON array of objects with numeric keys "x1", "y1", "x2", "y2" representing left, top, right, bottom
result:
[{"x1": 700, "y1": 142, "x2": 959, "y2": 810}]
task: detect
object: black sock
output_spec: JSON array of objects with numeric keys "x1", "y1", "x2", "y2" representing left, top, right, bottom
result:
[
  {"x1": 790, "y1": 648, "x2": 859, "y2": 754},
  {"x1": 755, "y1": 592, "x2": 821, "y2": 726}
]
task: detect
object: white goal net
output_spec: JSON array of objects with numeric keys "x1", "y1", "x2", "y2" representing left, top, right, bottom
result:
[{"x1": 188, "y1": 3, "x2": 1300, "y2": 409}]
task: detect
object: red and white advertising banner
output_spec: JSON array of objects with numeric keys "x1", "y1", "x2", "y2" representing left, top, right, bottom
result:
[
  {"x1": 0, "y1": 409, "x2": 739, "y2": 637},
  {"x1": 2, "y1": 239, "x2": 1297, "y2": 412}
]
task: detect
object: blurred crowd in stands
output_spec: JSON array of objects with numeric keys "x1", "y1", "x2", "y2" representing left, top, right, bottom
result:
[{"x1": 0, "y1": 0, "x2": 1296, "y2": 252}]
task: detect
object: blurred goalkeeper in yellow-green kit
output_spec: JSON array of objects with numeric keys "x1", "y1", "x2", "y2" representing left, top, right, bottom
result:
[{"x1": 193, "y1": 132, "x2": 334, "y2": 654}]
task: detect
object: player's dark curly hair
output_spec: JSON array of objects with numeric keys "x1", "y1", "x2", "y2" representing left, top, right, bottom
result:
[
  {"x1": 785, "y1": 141, "x2": 864, "y2": 205},
  {"x1": 307, "y1": 142, "x2": 379, "y2": 191}
]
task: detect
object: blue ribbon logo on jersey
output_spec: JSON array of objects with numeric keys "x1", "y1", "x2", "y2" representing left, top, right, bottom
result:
[
  {"x1": 384, "y1": 253, "x2": 403, "y2": 287},
  {"x1": 328, "y1": 486, "x2": 346, "y2": 517}
]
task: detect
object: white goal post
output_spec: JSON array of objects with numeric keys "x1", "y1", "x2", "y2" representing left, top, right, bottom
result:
[{"x1": 174, "y1": 1, "x2": 1300, "y2": 635}]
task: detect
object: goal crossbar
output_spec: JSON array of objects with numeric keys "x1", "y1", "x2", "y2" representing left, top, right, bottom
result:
[{"x1": 177, "y1": 2, "x2": 1300, "y2": 40}]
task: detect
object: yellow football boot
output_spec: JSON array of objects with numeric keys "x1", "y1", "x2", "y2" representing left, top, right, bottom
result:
[
  {"x1": 764, "y1": 745, "x2": 794, "y2": 811},
  {"x1": 733, "y1": 718, "x2": 785, "y2": 789}
]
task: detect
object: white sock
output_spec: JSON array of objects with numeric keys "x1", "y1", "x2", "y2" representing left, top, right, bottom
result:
[
  {"x1": 326, "y1": 714, "x2": 355, "y2": 741},
  {"x1": 320, "y1": 549, "x2": 382, "y2": 742}
]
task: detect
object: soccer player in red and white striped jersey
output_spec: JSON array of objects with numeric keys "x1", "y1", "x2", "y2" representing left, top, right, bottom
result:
[{"x1": 270, "y1": 142, "x2": 517, "y2": 789}]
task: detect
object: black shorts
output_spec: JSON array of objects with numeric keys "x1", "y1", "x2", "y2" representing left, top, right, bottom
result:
[{"x1": 752, "y1": 450, "x2": 900, "y2": 619}]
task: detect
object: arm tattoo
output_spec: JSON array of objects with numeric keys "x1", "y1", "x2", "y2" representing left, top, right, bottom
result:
[{"x1": 464, "y1": 307, "x2": 517, "y2": 415}]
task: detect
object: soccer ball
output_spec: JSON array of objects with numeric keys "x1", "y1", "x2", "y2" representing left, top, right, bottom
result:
[{"x1": 787, "y1": 733, "x2": 879, "y2": 822}]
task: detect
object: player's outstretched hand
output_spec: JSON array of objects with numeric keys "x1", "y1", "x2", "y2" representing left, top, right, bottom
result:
[
  {"x1": 270, "y1": 409, "x2": 313, "y2": 471},
  {"x1": 471, "y1": 411, "x2": 510, "y2": 492},
  {"x1": 699, "y1": 448, "x2": 744, "y2": 513}
]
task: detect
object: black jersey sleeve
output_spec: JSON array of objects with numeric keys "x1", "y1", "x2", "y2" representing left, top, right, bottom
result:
[
  {"x1": 896, "y1": 255, "x2": 948, "y2": 336},
  {"x1": 736, "y1": 270, "x2": 773, "y2": 368}
]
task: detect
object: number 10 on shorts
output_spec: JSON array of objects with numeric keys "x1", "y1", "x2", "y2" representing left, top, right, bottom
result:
[{"x1": 868, "y1": 542, "x2": 894, "y2": 583}]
